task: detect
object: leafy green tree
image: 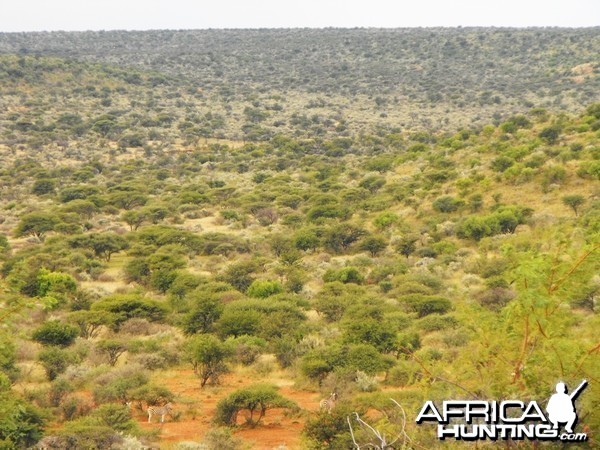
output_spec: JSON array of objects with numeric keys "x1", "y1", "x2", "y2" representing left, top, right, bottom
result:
[
  {"x1": 214, "y1": 384, "x2": 296, "y2": 427},
  {"x1": 395, "y1": 235, "x2": 419, "y2": 258},
  {"x1": 14, "y1": 212, "x2": 60, "y2": 241},
  {"x1": 294, "y1": 228, "x2": 321, "y2": 251},
  {"x1": 220, "y1": 260, "x2": 262, "y2": 292},
  {"x1": 70, "y1": 233, "x2": 129, "y2": 261},
  {"x1": 37, "y1": 347, "x2": 79, "y2": 380},
  {"x1": 62, "y1": 199, "x2": 99, "y2": 219},
  {"x1": 216, "y1": 309, "x2": 262, "y2": 338},
  {"x1": 359, "y1": 235, "x2": 387, "y2": 256},
  {"x1": 0, "y1": 394, "x2": 45, "y2": 448},
  {"x1": 358, "y1": 175, "x2": 386, "y2": 193},
  {"x1": 184, "y1": 334, "x2": 232, "y2": 387},
  {"x1": 182, "y1": 295, "x2": 224, "y2": 334},
  {"x1": 121, "y1": 210, "x2": 147, "y2": 231},
  {"x1": 91, "y1": 294, "x2": 167, "y2": 329},
  {"x1": 68, "y1": 310, "x2": 118, "y2": 339},
  {"x1": 96, "y1": 340, "x2": 127, "y2": 366},
  {"x1": 562, "y1": 195, "x2": 585, "y2": 217},
  {"x1": 324, "y1": 224, "x2": 365, "y2": 253}
]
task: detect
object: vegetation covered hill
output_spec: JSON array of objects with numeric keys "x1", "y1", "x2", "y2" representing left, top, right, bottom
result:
[
  {"x1": 1, "y1": 28, "x2": 599, "y2": 131},
  {"x1": 0, "y1": 29, "x2": 598, "y2": 449}
]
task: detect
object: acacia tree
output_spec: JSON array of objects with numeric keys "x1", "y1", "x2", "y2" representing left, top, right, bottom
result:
[
  {"x1": 14, "y1": 212, "x2": 60, "y2": 241},
  {"x1": 215, "y1": 384, "x2": 296, "y2": 427},
  {"x1": 184, "y1": 334, "x2": 232, "y2": 387},
  {"x1": 562, "y1": 195, "x2": 585, "y2": 217}
]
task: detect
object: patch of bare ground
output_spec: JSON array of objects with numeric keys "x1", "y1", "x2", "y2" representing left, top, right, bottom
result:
[{"x1": 136, "y1": 364, "x2": 322, "y2": 449}]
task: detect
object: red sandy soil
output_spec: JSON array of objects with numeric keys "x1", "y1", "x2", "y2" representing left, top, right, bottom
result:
[{"x1": 135, "y1": 367, "x2": 322, "y2": 449}]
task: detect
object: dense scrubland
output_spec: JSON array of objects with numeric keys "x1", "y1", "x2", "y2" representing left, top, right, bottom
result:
[{"x1": 0, "y1": 28, "x2": 598, "y2": 449}]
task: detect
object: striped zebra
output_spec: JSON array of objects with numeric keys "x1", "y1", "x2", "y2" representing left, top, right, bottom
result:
[
  {"x1": 319, "y1": 392, "x2": 337, "y2": 413},
  {"x1": 147, "y1": 402, "x2": 173, "y2": 423}
]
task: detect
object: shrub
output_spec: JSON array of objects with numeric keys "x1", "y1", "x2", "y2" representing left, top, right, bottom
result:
[
  {"x1": 432, "y1": 195, "x2": 463, "y2": 213},
  {"x1": 0, "y1": 395, "x2": 45, "y2": 448},
  {"x1": 32, "y1": 321, "x2": 79, "y2": 347},
  {"x1": 214, "y1": 384, "x2": 296, "y2": 427},
  {"x1": 323, "y1": 267, "x2": 364, "y2": 284},
  {"x1": 91, "y1": 294, "x2": 167, "y2": 329},
  {"x1": 184, "y1": 334, "x2": 232, "y2": 387},
  {"x1": 247, "y1": 280, "x2": 284, "y2": 298},
  {"x1": 38, "y1": 347, "x2": 80, "y2": 380},
  {"x1": 92, "y1": 365, "x2": 149, "y2": 404},
  {"x1": 93, "y1": 403, "x2": 139, "y2": 433},
  {"x1": 399, "y1": 294, "x2": 453, "y2": 317}
]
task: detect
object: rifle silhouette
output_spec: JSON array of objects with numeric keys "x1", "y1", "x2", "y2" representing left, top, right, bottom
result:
[{"x1": 569, "y1": 380, "x2": 588, "y2": 401}]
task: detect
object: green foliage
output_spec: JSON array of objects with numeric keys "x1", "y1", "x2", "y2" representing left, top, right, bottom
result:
[
  {"x1": 35, "y1": 268, "x2": 77, "y2": 297},
  {"x1": 539, "y1": 124, "x2": 562, "y2": 144},
  {"x1": 303, "y1": 407, "x2": 356, "y2": 449},
  {"x1": 37, "y1": 347, "x2": 80, "y2": 380},
  {"x1": 182, "y1": 294, "x2": 224, "y2": 335},
  {"x1": 14, "y1": 212, "x2": 60, "y2": 241},
  {"x1": 358, "y1": 235, "x2": 387, "y2": 256},
  {"x1": 92, "y1": 365, "x2": 149, "y2": 404},
  {"x1": 32, "y1": 320, "x2": 79, "y2": 347},
  {"x1": 247, "y1": 280, "x2": 283, "y2": 298},
  {"x1": 96, "y1": 340, "x2": 128, "y2": 366},
  {"x1": 91, "y1": 294, "x2": 167, "y2": 328},
  {"x1": 69, "y1": 233, "x2": 129, "y2": 261},
  {"x1": 184, "y1": 334, "x2": 232, "y2": 387},
  {"x1": 301, "y1": 344, "x2": 393, "y2": 381},
  {"x1": 323, "y1": 224, "x2": 365, "y2": 254},
  {"x1": 67, "y1": 310, "x2": 118, "y2": 339},
  {"x1": 399, "y1": 294, "x2": 453, "y2": 317},
  {"x1": 562, "y1": 194, "x2": 585, "y2": 216},
  {"x1": 0, "y1": 334, "x2": 19, "y2": 381},
  {"x1": 373, "y1": 211, "x2": 399, "y2": 229},
  {"x1": 214, "y1": 384, "x2": 296, "y2": 427},
  {"x1": 92, "y1": 403, "x2": 138, "y2": 433},
  {"x1": 0, "y1": 394, "x2": 45, "y2": 449},
  {"x1": 323, "y1": 267, "x2": 364, "y2": 284},
  {"x1": 32, "y1": 178, "x2": 56, "y2": 195},
  {"x1": 432, "y1": 195, "x2": 463, "y2": 213}
]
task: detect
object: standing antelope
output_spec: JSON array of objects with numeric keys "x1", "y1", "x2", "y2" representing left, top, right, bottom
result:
[
  {"x1": 147, "y1": 402, "x2": 173, "y2": 423},
  {"x1": 319, "y1": 392, "x2": 337, "y2": 413}
]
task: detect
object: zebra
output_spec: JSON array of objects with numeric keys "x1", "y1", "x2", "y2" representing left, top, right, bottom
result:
[
  {"x1": 147, "y1": 402, "x2": 173, "y2": 423},
  {"x1": 319, "y1": 392, "x2": 337, "y2": 413}
]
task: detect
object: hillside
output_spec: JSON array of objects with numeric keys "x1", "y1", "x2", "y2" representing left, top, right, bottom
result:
[
  {"x1": 0, "y1": 30, "x2": 598, "y2": 449},
  {"x1": 1, "y1": 28, "x2": 599, "y2": 132}
]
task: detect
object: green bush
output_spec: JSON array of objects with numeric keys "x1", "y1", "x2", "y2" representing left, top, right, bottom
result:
[
  {"x1": 214, "y1": 384, "x2": 296, "y2": 427},
  {"x1": 91, "y1": 294, "x2": 167, "y2": 328},
  {"x1": 399, "y1": 294, "x2": 453, "y2": 317},
  {"x1": 323, "y1": 267, "x2": 364, "y2": 284},
  {"x1": 0, "y1": 394, "x2": 45, "y2": 448},
  {"x1": 247, "y1": 280, "x2": 283, "y2": 298},
  {"x1": 32, "y1": 321, "x2": 79, "y2": 347},
  {"x1": 38, "y1": 347, "x2": 80, "y2": 380},
  {"x1": 432, "y1": 195, "x2": 463, "y2": 213}
]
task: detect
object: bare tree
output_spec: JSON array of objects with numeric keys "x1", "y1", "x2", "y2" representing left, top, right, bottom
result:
[{"x1": 347, "y1": 399, "x2": 414, "y2": 449}]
